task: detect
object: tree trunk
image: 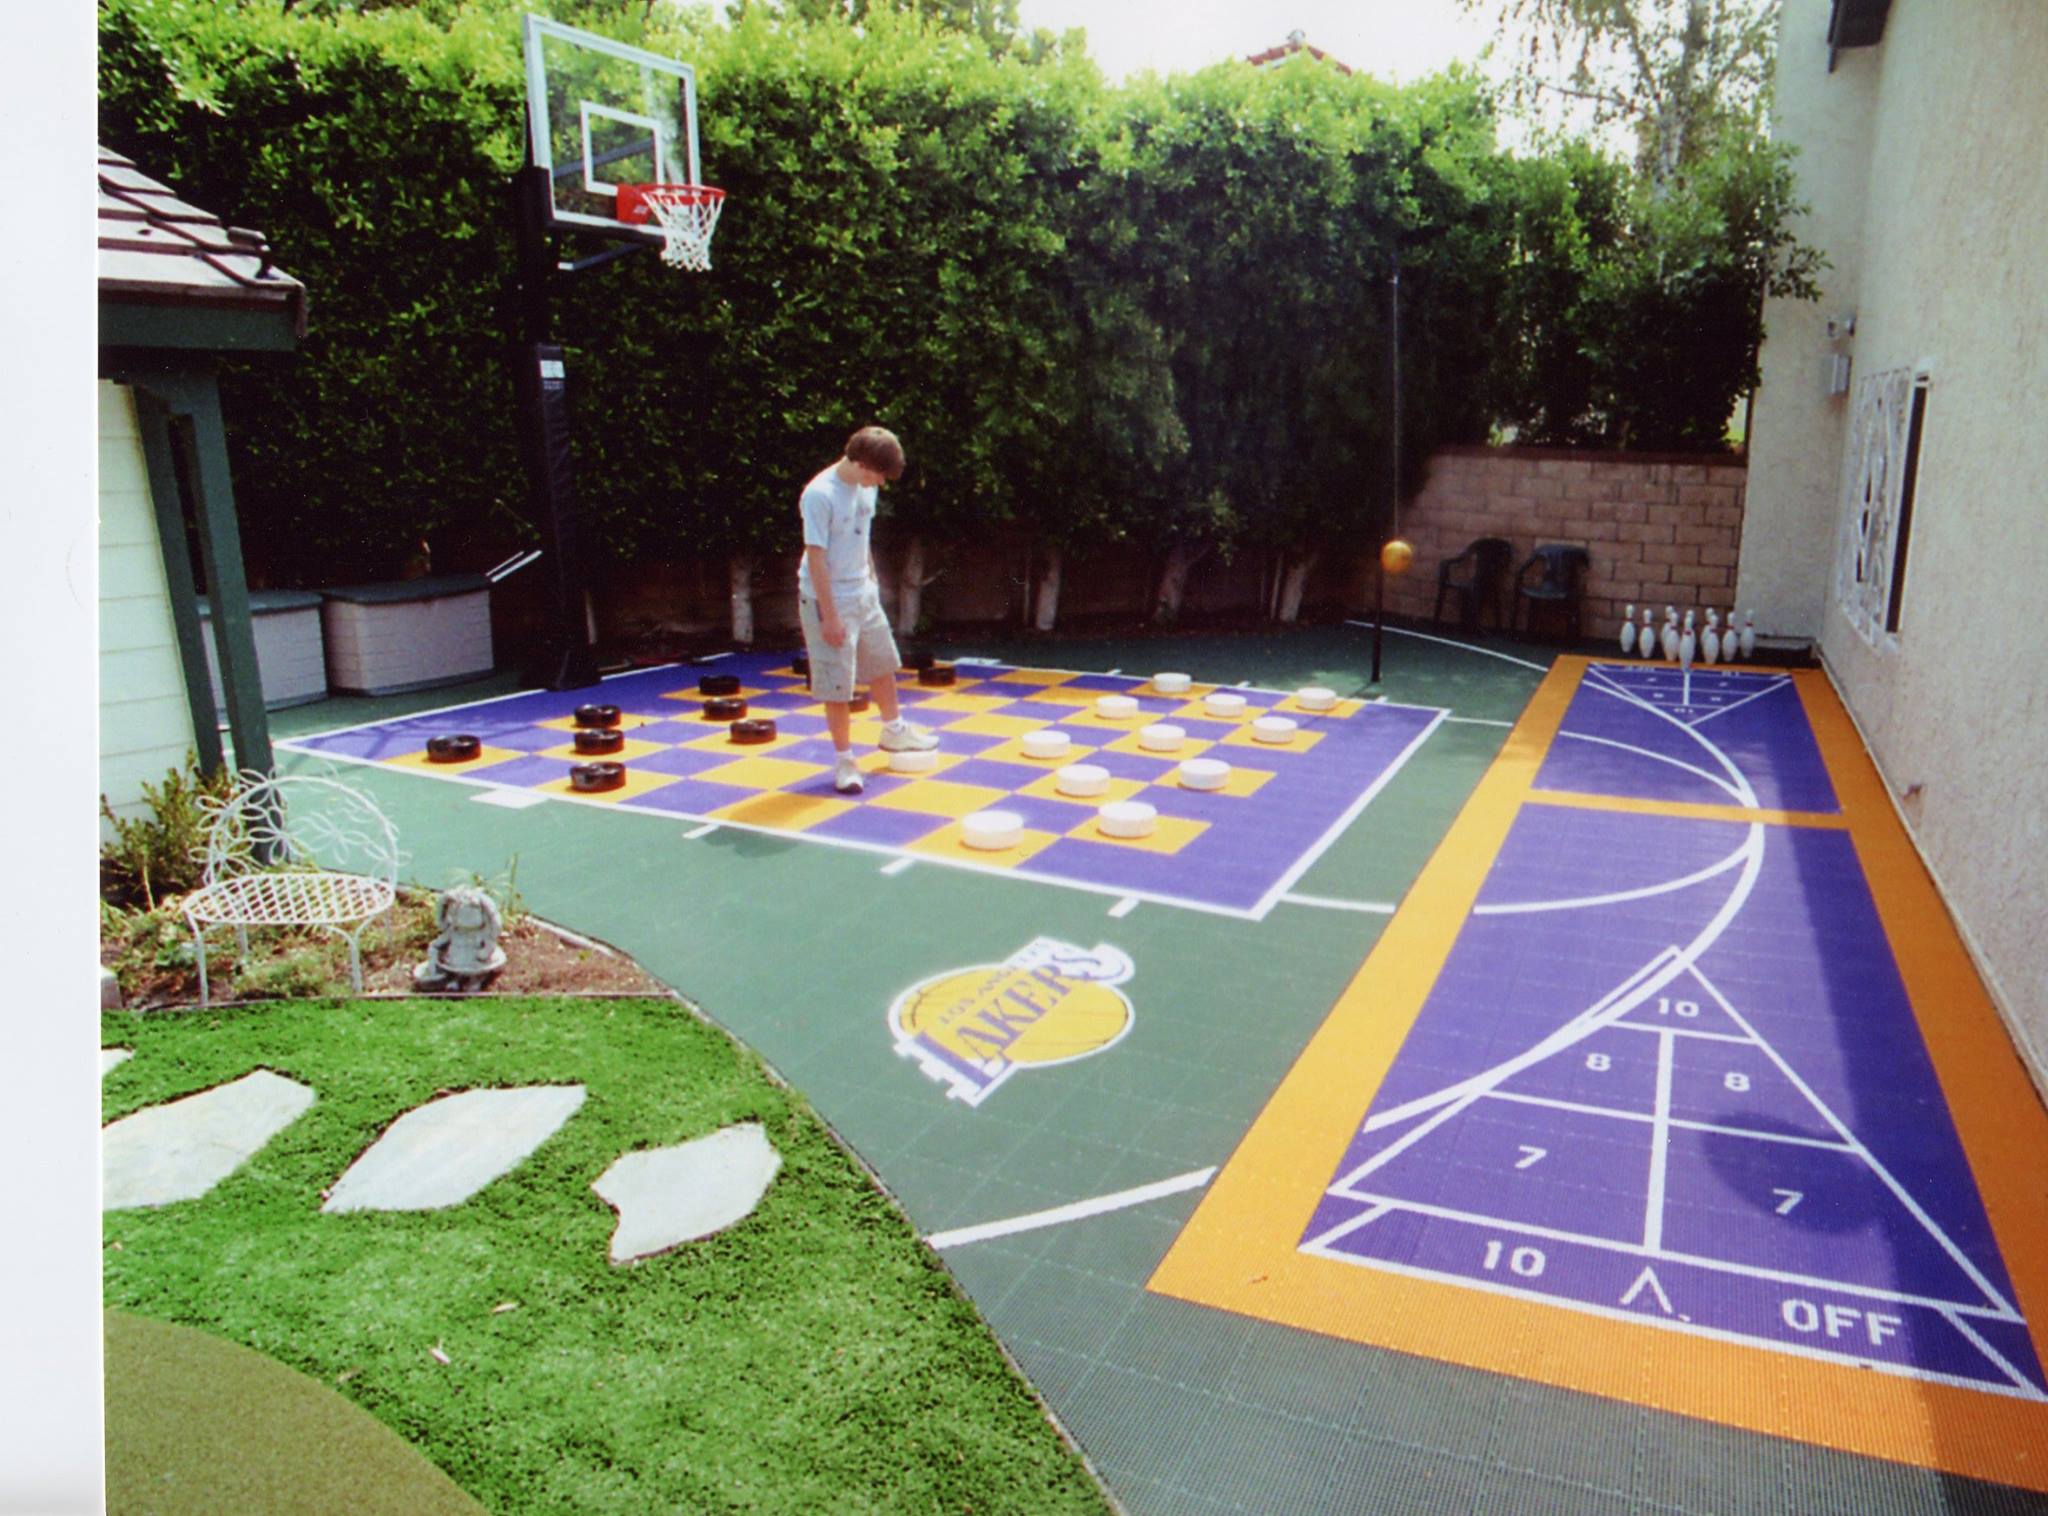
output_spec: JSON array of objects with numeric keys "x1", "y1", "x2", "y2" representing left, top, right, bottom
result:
[
  {"x1": 1033, "y1": 545, "x2": 1063, "y2": 633},
  {"x1": 1275, "y1": 551, "x2": 1318, "y2": 623},
  {"x1": 1154, "y1": 541, "x2": 1207, "y2": 624},
  {"x1": 728, "y1": 552, "x2": 755, "y2": 645},
  {"x1": 898, "y1": 534, "x2": 928, "y2": 635}
]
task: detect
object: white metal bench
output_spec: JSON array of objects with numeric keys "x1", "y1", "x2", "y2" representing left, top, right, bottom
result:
[{"x1": 181, "y1": 773, "x2": 401, "y2": 1005}]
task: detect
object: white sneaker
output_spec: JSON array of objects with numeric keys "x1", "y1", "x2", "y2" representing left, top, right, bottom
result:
[
  {"x1": 878, "y1": 719, "x2": 938, "y2": 753},
  {"x1": 833, "y1": 754, "x2": 865, "y2": 794}
]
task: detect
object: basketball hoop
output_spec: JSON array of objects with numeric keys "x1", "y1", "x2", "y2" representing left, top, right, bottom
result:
[{"x1": 616, "y1": 183, "x2": 726, "y2": 272}]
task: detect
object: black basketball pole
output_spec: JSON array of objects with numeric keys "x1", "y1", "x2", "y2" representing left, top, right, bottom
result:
[
  {"x1": 510, "y1": 156, "x2": 601, "y2": 690},
  {"x1": 1372, "y1": 252, "x2": 1401, "y2": 685}
]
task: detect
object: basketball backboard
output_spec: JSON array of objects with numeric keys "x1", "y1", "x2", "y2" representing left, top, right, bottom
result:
[{"x1": 522, "y1": 14, "x2": 700, "y2": 244}]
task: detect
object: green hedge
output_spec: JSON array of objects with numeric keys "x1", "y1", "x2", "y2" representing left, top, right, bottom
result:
[{"x1": 98, "y1": 0, "x2": 1815, "y2": 593}]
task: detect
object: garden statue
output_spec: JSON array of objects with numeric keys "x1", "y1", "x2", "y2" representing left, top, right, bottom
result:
[{"x1": 414, "y1": 884, "x2": 507, "y2": 991}]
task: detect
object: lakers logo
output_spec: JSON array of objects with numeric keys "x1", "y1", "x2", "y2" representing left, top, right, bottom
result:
[{"x1": 890, "y1": 938, "x2": 1135, "y2": 1106}]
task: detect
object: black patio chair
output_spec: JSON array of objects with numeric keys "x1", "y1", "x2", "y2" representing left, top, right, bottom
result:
[
  {"x1": 1514, "y1": 543, "x2": 1592, "y2": 640},
  {"x1": 1433, "y1": 537, "x2": 1515, "y2": 632}
]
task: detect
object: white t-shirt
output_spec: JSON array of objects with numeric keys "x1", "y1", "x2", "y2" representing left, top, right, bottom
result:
[{"x1": 796, "y1": 466, "x2": 876, "y2": 602}]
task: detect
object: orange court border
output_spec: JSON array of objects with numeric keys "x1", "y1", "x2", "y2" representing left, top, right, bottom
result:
[{"x1": 1147, "y1": 655, "x2": 2048, "y2": 1491}]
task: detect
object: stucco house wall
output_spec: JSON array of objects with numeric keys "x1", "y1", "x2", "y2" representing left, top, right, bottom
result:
[
  {"x1": 1745, "y1": 0, "x2": 2048, "y2": 1080},
  {"x1": 97, "y1": 380, "x2": 199, "y2": 830}
]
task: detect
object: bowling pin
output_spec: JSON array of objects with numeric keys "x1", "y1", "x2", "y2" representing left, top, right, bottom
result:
[
  {"x1": 1660, "y1": 608, "x2": 1680, "y2": 663},
  {"x1": 1739, "y1": 610, "x2": 1757, "y2": 661},
  {"x1": 1620, "y1": 604, "x2": 1637, "y2": 655},
  {"x1": 1722, "y1": 607, "x2": 1740, "y2": 660},
  {"x1": 1641, "y1": 606, "x2": 1657, "y2": 657},
  {"x1": 1679, "y1": 609, "x2": 1696, "y2": 669},
  {"x1": 1702, "y1": 610, "x2": 1721, "y2": 665}
]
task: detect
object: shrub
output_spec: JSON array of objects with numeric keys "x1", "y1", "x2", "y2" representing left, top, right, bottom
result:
[{"x1": 99, "y1": 755, "x2": 238, "y2": 911}]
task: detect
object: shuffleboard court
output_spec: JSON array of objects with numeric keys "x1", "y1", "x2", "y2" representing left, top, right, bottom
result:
[
  {"x1": 1149, "y1": 656, "x2": 2048, "y2": 1489},
  {"x1": 280, "y1": 652, "x2": 1443, "y2": 919}
]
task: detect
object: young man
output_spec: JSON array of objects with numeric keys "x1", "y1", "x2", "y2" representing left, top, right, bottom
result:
[{"x1": 797, "y1": 425, "x2": 938, "y2": 794}]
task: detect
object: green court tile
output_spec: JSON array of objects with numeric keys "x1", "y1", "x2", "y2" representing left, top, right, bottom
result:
[
  {"x1": 1468, "y1": 1468, "x2": 1642, "y2": 1516},
  {"x1": 1097, "y1": 1289, "x2": 1260, "y2": 1392},
  {"x1": 988, "y1": 1260, "x2": 1151, "y2": 1365},
  {"x1": 1309, "y1": 1438, "x2": 1488, "y2": 1515},
  {"x1": 1347, "y1": 1350, "x2": 1512, "y2": 1458},
  {"x1": 1030, "y1": 1204, "x2": 1191, "y2": 1284},
  {"x1": 1161, "y1": 1404, "x2": 1363, "y2": 1513},
  {"x1": 1628, "y1": 1409, "x2": 1791, "y2": 1514},
  {"x1": 1485, "y1": 1379, "x2": 1643, "y2": 1496},
  {"x1": 1055, "y1": 1363, "x2": 1211, "y2": 1490}
]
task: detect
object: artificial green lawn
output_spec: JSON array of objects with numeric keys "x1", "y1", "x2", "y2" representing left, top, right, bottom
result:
[{"x1": 102, "y1": 995, "x2": 1113, "y2": 1515}]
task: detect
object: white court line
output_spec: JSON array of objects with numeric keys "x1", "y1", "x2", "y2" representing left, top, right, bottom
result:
[
  {"x1": 1644, "y1": 1029, "x2": 1676, "y2": 1251},
  {"x1": 1608, "y1": 1020, "x2": 1756, "y2": 1046},
  {"x1": 281, "y1": 660, "x2": 685, "y2": 744},
  {"x1": 1108, "y1": 895, "x2": 1138, "y2": 918},
  {"x1": 924, "y1": 1167, "x2": 1216, "y2": 1250},
  {"x1": 1447, "y1": 715, "x2": 1513, "y2": 728},
  {"x1": 1686, "y1": 677, "x2": 1792, "y2": 726},
  {"x1": 1315, "y1": 1191, "x2": 2023, "y2": 1324},
  {"x1": 1299, "y1": 1237, "x2": 2045, "y2": 1402},
  {"x1": 881, "y1": 857, "x2": 916, "y2": 876},
  {"x1": 683, "y1": 822, "x2": 719, "y2": 840},
  {"x1": 1583, "y1": 666, "x2": 1760, "y2": 808},
  {"x1": 1553, "y1": 730, "x2": 1746, "y2": 802},
  {"x1": 1279, "y1": 892, "x2": 1398, "y2": 914},
  {"x1": 472, "y1": 788, "x2": 551, "y2": 810},
  {"x1": 1474, "y1": 840, "x2": 1749, "y2": 916},
  {"x1": 1480, "y1": 1089, "x2": 1857, "y2": 1150},
  {"x1": 1344, "y1": 620, "x2": 1550, "y2": 673}
]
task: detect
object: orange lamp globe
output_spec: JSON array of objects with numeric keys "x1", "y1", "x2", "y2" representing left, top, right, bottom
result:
[{"x1": 1380, "y1": 538, "x2": 1415, "y2": 576}]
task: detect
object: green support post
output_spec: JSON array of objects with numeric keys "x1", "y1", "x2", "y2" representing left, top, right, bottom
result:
[{"x1": 131, "y1": 388, "x2": 226, "y2": 776}]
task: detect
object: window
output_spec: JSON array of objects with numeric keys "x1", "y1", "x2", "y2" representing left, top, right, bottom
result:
[{"x1": 1835, "y1": 366, "x2": 1930, "y2": 642}]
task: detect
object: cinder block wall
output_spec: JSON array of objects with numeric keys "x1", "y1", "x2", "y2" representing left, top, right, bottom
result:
[{"x1": 1364, "y1": 446, "x2": 1748, "y2": 639}]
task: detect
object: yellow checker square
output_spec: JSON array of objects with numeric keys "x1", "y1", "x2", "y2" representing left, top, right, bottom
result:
[
  {"x1": 659, "y1": 685, "x2": 769, "y2": 705},
  {"x1": 1219, "y1": 724, "x2": 1327, "y2": 756},
  {"x1": 1272, "y1": 694, "x2": 1367, "y2": 719},
  {"x1": 535, "y1": 768, "x2": 682, "y2": 804},
  {"x1": 1065, "y1": 811, "x2": 1209, "y2": 855},
  {"x1": 385, "y1": 743, "x2": 526, "y2": 772},
  {"x1": 1167, "y1": 697, "x2": 1272, "y2": 726},
  {"x1": 982, "y1": 669, "x2": 1074, "y2": 688},
  {"x1": 907, "y1": 820, "x2": 1060, "y2": 868},
  {"x1": 907, "y1": 691, "x2": 1010, "y2": 715},
  {"x1": 1154, "y1": 763, "x2": 1274, "y2": 798},
  {"x1": 692, "y1": 755, "x2": 830, "y2": 790},
  {"x1": 943, "y1": 712, "x2": 1059, "y2": 740},
  {"x1": 537, "y1": 711, "x2": 668, "y2": 734},
  {"x1": 1017, "y1": 771, "x2": 1149, "y2": 806},
  {"x1": 535, "y1": 736, "x2": 670, "y2": 763},
  {"x1": 858, "y1": 749, "x2": 972, "y2": 779},
  {"x1": 978, "y1": 735, "x2": 1101, "y2": 767},
  {"x1": 1100, "y1": 731, "x2": 1217, "y2": 761},
  {"x1": 868, "y1": 778, "x2": 1013, "y2": 819},
  {"x1": 1060, "y1": 709, "x2": 1159, "y2": 733},
  {"x1": 762, "y1": 665, "x2": 808, "y2": 681},
  {"x1": 1014, "y1": 684, "x2": 1107, "y2": 707},
  {"x1": 708, "y1": 791, "x2": 856, "y2": 832},
  {"x1": 681, "y1": 727, "x2": 811, "y2": 757}
]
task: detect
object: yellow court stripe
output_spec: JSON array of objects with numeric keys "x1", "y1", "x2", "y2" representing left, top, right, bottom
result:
[{"x1": 1526, "y1": 788, "x2": 1849, "y2": 830}]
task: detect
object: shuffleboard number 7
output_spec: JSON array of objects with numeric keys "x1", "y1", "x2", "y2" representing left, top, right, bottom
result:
[
  {"x1": 1516, "y1": 1146, "x2": 1547, "y2": 1169},
  {"x1": 1773, "y1": 1188, "x2": 1803, "y2": 1215}
]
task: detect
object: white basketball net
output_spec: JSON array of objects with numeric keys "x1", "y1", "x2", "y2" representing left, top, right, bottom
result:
[{"x1": 640, "y1": 185, "x2": 726, "y2": 272}]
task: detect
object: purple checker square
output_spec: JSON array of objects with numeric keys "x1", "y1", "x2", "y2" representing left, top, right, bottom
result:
[
  {"x1": 631, "y1": 717, "x2": 729, "y2": 744},
  {"x1": 460, "y1": 753, "x2": 576, "y2": 787},
  {"x1": 624, "y1": 777, "x2": 768, "y2": 816},
  {"x1": 1026, "y1": 836, "x2": 1270, "y2": 912},
  {"x1": 633, "y1": 744, "x2": 746, "y2": 780},
  {"x1": 1340, "y1": 1100, "x2": 1654, "y2": 1245},
  {"x1": 809, "y1": 805, "x2": 949, "y2": 848},
  {"x1": 1655, "y1": 1125, "x2": 1994, "y2": 1304}
]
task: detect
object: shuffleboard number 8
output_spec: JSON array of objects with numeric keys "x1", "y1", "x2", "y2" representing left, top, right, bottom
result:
[
  {"x1": 1586, "y1": 1053, "x2": 1611, "y2": 1071},
  {"x1": 1725, "y1": 1071, "x2": 1751, "y2": 1091}
]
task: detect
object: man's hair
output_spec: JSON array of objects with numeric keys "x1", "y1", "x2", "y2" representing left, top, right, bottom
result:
[{"x1": 844, "y1": 425, "x2": 905, "y2": 480}]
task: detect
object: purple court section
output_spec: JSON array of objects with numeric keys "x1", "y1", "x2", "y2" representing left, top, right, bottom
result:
[
  {"x1": 280, "y1": 652, "x2": 1442, "y2": 916},
  {"x1": 1535, "y1": 664, "x2": 1837, "y2": 814},
  {"x1": 1304, "y1": 802, "x2": 2043, "y2": 1396}
]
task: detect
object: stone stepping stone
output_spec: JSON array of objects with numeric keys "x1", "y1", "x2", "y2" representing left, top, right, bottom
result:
[
  {"x1": 102, "y1": 1048, "x2": 133, "y2": 1079},
  {"x1": 591, "y1": 1123, "x2": 783, "y2": 1263},
  {"x1": 322, "y1": 1086, "x2": 585, "y2": 1214},
  {"x1": 103, "y1": 1070, "x2": 315, "y2": 1211}
]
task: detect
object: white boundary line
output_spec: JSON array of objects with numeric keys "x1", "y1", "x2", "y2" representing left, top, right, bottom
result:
[
  {"x1": 1474, "y1": 839, "x2": 1750, "y2": 917},
  {"x1": 283, "y1": 661, "x2": 687, "y2": 745},
  {"x1": 1343, "y1": 620, "x2": 1551, "y2": 673},
  {"x1": 1297, "y1": 1235, "x2": 2047, "y2": 1402},
  {"x1": 1553, "y1": 730, "x2": 1747, "y2": 802},
  {"x1": 924, "y1": 1167, "x2": 1216, "y2": 1250},
  {"x1": 1279, "y1": 893, "x2": 1397, "y2": 915}
]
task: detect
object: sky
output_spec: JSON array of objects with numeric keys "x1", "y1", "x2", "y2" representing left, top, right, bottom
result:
[{"x1": 1010, "y1": 0, "x2": 1506, "y2": 86}]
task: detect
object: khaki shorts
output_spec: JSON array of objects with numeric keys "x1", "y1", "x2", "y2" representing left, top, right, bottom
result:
[{"x1": 799, "y1": 588, "x2": 900, "y2": 702}]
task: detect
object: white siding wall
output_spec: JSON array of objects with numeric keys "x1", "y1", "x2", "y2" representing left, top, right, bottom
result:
[
  {"x1": 98, "y1": 381, "x2": 198, "y2": 831},
  {"x1": 1745, "y1": 0, "x2": 2048, "y2": 1079}
]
